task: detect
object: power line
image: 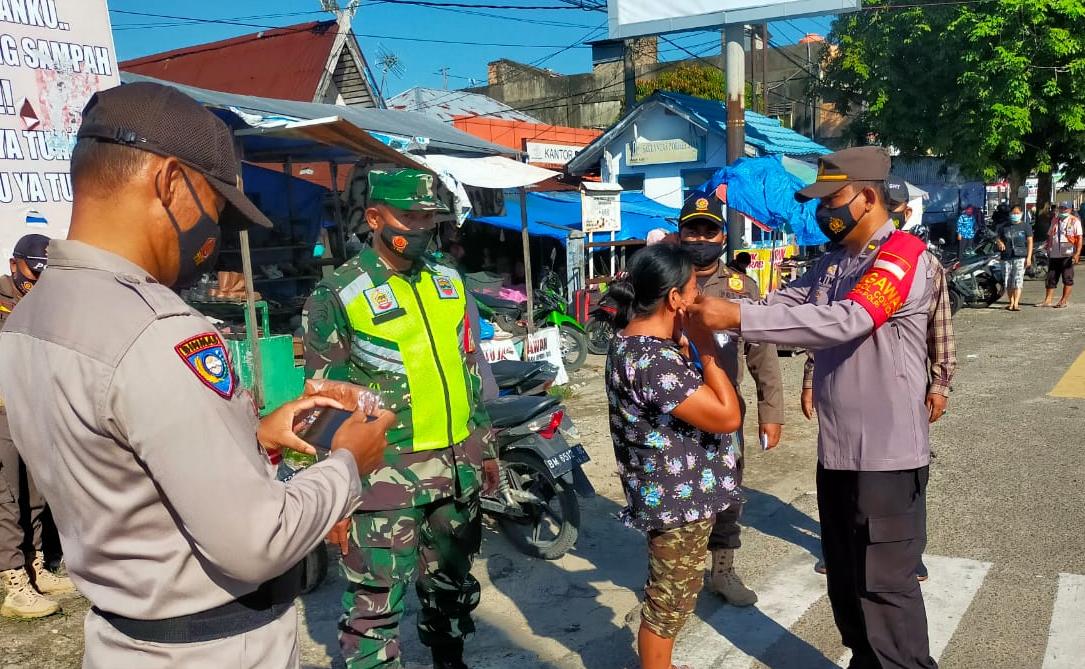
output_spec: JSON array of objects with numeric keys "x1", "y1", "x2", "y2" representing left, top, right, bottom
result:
[
  {"x1": 353, "y1": 0, "x2": 596, "y2": 9},
  {"x1": 408, "y1": 23, "x2": 605, "y2": 113},
  {"x1": 111, "y1": 9, "x2": 597, "y2": 50}
]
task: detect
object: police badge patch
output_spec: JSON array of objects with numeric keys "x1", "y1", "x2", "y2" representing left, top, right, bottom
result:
[{"x1": 175, "y1": 332, "x2": 235, "y2": 399}]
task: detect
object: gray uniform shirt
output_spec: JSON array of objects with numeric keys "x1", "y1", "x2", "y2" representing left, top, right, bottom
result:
[
  {"x1": 0, "y1": 240, "x2": 363, "y2": 619},
  {"x1": 739, "y1": 221, "x2": 934, "y2": 472}
]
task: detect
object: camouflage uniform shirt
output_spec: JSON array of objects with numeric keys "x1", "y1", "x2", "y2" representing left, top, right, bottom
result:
[{"x1": 303, "y1": 247, "x2": 493, "y2": 511}]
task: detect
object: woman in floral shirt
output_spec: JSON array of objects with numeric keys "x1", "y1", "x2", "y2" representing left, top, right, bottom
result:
[{"x1": 605, "y1": 244, "x2": 742, "y2": 669}]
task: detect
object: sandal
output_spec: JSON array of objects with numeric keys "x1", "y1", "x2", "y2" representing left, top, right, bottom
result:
[
  {"x1": 1035, "y1": 303, "x2": 1052, "y2": 307},
  {"x1": 1054, "y1": 303, "x2": 1069, "y2": 309}
]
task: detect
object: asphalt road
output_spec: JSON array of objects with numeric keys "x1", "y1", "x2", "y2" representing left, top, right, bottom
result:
[{"x1": 2, "y1": 279, "x2": 1083, "y2": 668}]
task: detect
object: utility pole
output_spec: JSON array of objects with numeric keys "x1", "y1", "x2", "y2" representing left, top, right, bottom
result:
[
  {"x1": 724, "y1": 24, "x2": 746, "y2": 259},
  {"x1": 623, "y1": 39, "x2": 637, "y2": 114},
  {"x1": 438, "y1": 67, "x2": 450, "y2": 90},
  {"x1": 761, "y1": 24, "x2": 769, "y2": 115}
]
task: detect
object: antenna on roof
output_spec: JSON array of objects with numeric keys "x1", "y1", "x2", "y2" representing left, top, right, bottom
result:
[
  {"x1": 376, "y1": 46, "x2": 406, "y2": 96},
  {"x1": 320, "y1": 0, "x2": 359, "y2": 22}
]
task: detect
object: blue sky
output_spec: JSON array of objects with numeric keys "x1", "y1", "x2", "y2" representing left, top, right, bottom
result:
[{"x1": 108, "y1": 2, "x2": 836, "y2": 98}]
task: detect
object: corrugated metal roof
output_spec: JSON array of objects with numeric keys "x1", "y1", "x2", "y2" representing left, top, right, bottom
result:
[
  {"x1": 386, "y1": 87, "x2": 543, "y2": 124},
  {"x1": 119, "y1": 72, "x2": 515, "y2": 157},
  {"x1": 121, "y1": 21, "x2": 342, "y2": 103},
  {"x1": 567, "y1": 90, "x2": 830, "y2": 174}
]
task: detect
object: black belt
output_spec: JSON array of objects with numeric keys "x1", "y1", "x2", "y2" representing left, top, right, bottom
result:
[{"x1": 93, "y1": 562, "x2": 303, "y2": 644}]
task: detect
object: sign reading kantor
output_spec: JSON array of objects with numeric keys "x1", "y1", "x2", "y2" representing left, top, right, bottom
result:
[
  {"x1": 607, "y1": 0, "x2": 861, "y2": 39},
  {"x1": 0, "y1": 0, "x2": 119, "y2": 259}
]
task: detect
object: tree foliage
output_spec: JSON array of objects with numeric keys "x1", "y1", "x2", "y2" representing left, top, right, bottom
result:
[
  {"x1": 820, "y1": 0, "x2": 1085, "y2": 184},
  {"x1": 636, "y1": 62, "x2": 727, "y2": 102}
]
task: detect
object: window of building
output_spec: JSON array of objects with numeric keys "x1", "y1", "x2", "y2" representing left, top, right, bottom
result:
[
  {"x1": 617, "y1": 173, "x2": 645, "y2": 192},
  {"x1": 681, "y1": 169, "x2": 717, "y2": 199}
]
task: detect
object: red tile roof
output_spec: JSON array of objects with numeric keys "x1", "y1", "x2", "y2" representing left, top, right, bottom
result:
[{"x1": 121, "y1": 21, "x2": 339, "y2": 102}]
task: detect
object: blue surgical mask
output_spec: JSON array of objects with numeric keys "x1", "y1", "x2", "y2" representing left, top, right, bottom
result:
[{"x1": 1010, "y1": 214, "x2": 1022, "y2": 223}]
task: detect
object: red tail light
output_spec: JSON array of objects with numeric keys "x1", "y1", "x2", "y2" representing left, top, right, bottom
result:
[{"x1": 539, "y1": 410, "x2": 564, "y2": 439}]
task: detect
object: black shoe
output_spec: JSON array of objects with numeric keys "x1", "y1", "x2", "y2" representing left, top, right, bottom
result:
[
  {"x1": 917, "y1": 560, "x2": 929, "y2": 582},
  {"x1": 432, "y1": 641, "x2": 468, "y2": 669}
]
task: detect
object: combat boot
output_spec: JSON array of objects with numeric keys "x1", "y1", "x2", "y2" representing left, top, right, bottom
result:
[
  {"x1": 431, "y1": 640, "x2": 468, "y2": 669},
  {"x1": 708, "y1": 548, "x2": 758, "y2": 606},
  {"x1": 1, "y1": 567, "x2": 59, "y2": 618},
  {"x1": 30, "y1": 552, "x2": 75, "y2": 595}
]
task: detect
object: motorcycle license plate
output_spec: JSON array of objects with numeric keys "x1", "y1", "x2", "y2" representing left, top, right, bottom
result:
[{"x1": 543, "y1": 444, "x2": 591, "y2": 477}]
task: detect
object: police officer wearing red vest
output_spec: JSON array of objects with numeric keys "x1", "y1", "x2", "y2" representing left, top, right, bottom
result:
[{"x1": 690, "y1": 147, "x2": 948, "y2": 669}]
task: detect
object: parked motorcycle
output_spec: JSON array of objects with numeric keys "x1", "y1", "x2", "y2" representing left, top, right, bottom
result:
[
  {"x1": 585, "y1": 291, "x2": 618, "y2": 356},
  {"x1": 472, "y1": 269, "x2": 590, "y2": 372},
  {"x1": 946, "y1": 252, "x2": 1004, "y2": 313},
  {"x1": 481, "y1": 390, "x2": 588, "y2": 560}
]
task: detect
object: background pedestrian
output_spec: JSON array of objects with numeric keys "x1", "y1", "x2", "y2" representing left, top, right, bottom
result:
[
  {"x1": 0, "y1": 234, "x2": 75, "y2": 620},
  {"x1": 1038, "y1": 201, "x2": 1082, "y2": 308},
  {"x1": 996, "y1": 205, "x2": 1033, "y2": 311}
]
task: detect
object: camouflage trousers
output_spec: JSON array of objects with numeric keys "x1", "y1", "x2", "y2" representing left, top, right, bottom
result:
[
  {"x1": 642, "y1": 517, "x2": 714, "y2": 639},
  {"x1": 338, "y1": 493, "x2": 482, "y2": 669}
]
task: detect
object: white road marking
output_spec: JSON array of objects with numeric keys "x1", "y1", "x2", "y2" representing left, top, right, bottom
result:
[
  {"x1": 1042, "y1": 573, "x2": 1085, "y2": 669},
  {"x1": 837, "y1": 554, "x2": 993, "y2": 666},
  {"x1": 673, "y1": 552, "x2": 832, "y2": 668}
]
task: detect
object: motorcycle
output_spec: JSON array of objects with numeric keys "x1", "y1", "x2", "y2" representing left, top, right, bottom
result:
[
  {"x1": 481, "y1": 389, "x2": 588, "y2": 560},
  {"x1": 472, "y1": 269, "x2": 590, "y2": 372},
  {"x1": 585, "y1": 291, "x2": 618, "y2": 356},
  {"x1": 946, "y1": 252, "x2": 1004, "y2": 313}
]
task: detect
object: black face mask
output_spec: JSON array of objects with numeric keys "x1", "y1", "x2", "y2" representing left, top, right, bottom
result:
[
  {"x1": 816, "y1": 191, "x2": 868, "y2": 244},
  {"x1": 12, "y1": 267, "x2": 38, "y2": 295},
  {"x1": 890, "y1": 212, "x2": 905, "y2": 229},
  {"x1": 380, "y1": 225, "x2": 434, "y2": 264},
  {"x1": 681, "y1": 240, "x2": 725, "y2": 268},
  {"x1": 163, "y1": 171, "x2": 222, "y2": 289}
]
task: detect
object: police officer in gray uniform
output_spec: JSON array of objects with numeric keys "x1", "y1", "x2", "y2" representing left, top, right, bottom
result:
[
  {"x1": 0, "y1": 82, "x2": 394, "y2": 668},
  {"x1": 691, "y1": 147, "x2": 946, "y2": 669}
]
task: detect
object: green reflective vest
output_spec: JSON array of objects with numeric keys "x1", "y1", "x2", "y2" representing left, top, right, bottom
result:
[{"x1": 337, "y1": 251, "x2": 473, "y2": 452}]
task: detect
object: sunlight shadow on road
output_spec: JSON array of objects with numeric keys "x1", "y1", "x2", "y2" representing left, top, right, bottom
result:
[{"x1": 741, "y1": 487, "x2": 823, "y2": 562}]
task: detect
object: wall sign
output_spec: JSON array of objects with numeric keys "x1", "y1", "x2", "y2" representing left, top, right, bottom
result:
[
  {"x1": 525, "y1": 141, "x2": 582, "y2": 166},
  {"x1": 627, "y1": 137, "x2": 701, "y2": 166},
  {"x1": 0, "y1": 0, "x2": 119, "y2": 259}
]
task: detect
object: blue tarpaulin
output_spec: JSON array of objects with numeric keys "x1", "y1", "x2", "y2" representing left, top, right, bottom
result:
[
  {"x1": 470, "y1": 190, "x2": 678, "y2": 243},
  {"x1": 695, "y1": 156, "x2": 828, "y2": 246}
]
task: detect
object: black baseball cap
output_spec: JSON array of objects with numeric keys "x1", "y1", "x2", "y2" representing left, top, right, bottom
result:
[
  {"x1": 679, "y1": 191, "x2": 725, "y2": 228},
  {"x1": 886, "y1": 175, "x2": 909, "y2": 208},
  {"x1": 796, "y1": 146, "x2": 892, "y2": 202},
  {"x1": 12, "y1": 234, "x2": 48, "y2": 272},
  {"x1": 76, "y1": 82, "x2": 272, "y2": 229}
]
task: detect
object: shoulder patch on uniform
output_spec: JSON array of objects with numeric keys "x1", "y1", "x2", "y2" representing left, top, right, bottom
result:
[
  {"x1": 432, "y1": 275, "x2": 459, "y2": 299},
  {"x1": 174, "y1": 332, "x2": 235, "y2": 399},
  {"x1": 728, "y1": 276, "x2": 745, "y2": 292}
]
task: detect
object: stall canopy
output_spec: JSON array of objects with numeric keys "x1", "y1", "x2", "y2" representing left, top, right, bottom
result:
[
  {"x1": 471, "y1": 191, "x2": 678, "y2": 242},
  {"x1": 119, "y1": 72, "x2": 514, "y2": 159}
]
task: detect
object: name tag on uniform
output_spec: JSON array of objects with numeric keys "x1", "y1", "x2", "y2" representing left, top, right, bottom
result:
[
  {"x1": 363, "y1": 284, "x2": 405, "y2": 323},
  {"x1": 432, "y1": 275, "x2": 459, "y2": 300}
]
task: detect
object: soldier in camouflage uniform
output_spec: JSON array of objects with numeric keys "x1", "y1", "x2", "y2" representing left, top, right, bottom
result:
[{"x1": 303, "y1": 169, "x2": 497, "y2": 669}]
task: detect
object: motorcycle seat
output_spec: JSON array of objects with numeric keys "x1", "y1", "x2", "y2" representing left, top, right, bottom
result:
[
  {"x1": 490, "y1": 360, "x2": 554, "y2": 389},
  {"x1": 472, "y1": 291, "x2": 525, "y2": 315},
  {"x1": 484, "y1": 395, "x2": 561, "y2": 429}
]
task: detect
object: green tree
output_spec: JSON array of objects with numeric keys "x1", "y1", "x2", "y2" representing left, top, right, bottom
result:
[
  {"x1": 635, "y1": 61, "x2": 761, "y2": 109},
  {"x1": 636, "y1": 62, "x2": 727, "y2": 102},
  {"x1": 820, "y1": 0, "x2": 1085, "y2": 202}
]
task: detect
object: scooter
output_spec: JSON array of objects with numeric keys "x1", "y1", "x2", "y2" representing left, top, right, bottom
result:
[
  {"x1": 946, "y1": 252, "x2": 1004, "y2": 313},
  {"x1": 481, "y1": 391, "x2": 588, "y2": 560}
]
